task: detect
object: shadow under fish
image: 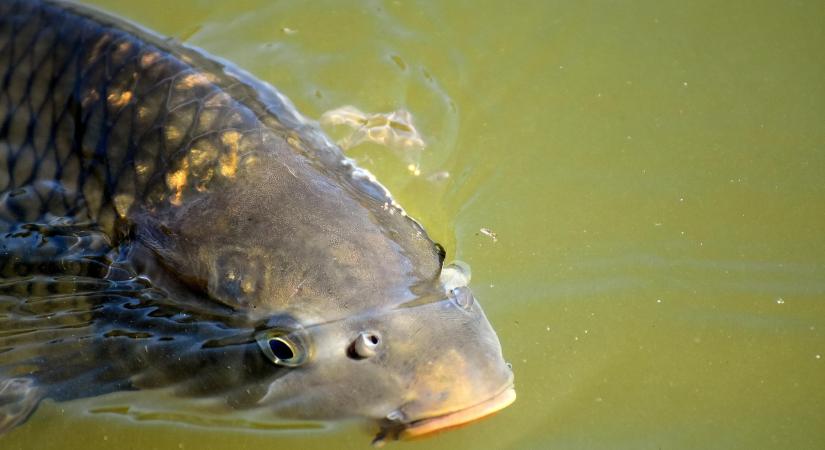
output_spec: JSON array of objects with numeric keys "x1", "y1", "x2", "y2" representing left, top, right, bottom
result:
[{"x1": 0, "y1": 0, "x2": 515, "y2": 444}]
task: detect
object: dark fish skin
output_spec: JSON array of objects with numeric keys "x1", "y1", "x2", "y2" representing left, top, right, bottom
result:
[
  {"x1": 0, "y1": 0, "x2": 374, "y2": 231},
  {"x1": 0, "y1": 0, "x2": 513, "y2": 439},
  {"x1": 0, "y1": 0, "x2": 438, "y2": 410},
  {"x1": 0, "y1": 0, "x2": 442, "y2": 316}
]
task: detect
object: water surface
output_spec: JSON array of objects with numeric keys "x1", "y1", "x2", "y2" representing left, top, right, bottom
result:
[{"x1": 4, "y1": 1, "x2": 824, "y2": 449}]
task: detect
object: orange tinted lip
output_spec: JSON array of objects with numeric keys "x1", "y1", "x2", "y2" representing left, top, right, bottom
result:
[{"x1": 399, "y1": 387, "x2": 516, "y2": 439}]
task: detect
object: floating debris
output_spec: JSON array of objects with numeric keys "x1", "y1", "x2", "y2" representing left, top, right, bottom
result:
[
  {"x1": 478, "y1": 227, "x2": 498, "y2": 242},
  {"x1": 320, "y1": 106, "x2": 426, "y2": 152}
]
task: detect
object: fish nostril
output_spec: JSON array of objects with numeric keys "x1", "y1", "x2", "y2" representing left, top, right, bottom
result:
[{"x1": 347, "y1": 332, "x2": 380, "y2": 360}]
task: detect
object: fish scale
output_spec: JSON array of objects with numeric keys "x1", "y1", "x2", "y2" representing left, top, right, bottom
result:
[{"x1": 0, "y1": 0, "x2": 298, "y2": 235}]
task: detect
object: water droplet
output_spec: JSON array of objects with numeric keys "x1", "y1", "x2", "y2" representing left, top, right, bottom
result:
[{"x1": 440, "y1": 261, "x2": 471, "y2": 290}]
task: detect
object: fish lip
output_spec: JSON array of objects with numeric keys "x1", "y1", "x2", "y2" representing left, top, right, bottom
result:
[{"x1": 397, "y1": 385, "x2": 517, "y2": 440}]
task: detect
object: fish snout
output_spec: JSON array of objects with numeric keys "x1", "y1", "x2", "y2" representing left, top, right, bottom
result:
[{"x1": 389, "y1": 320, "x2": 515, "y2": 439}]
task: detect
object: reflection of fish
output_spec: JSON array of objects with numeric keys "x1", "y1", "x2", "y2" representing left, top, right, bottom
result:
[{"x1": 0, "y1": 0, "x2": 514, "y2": 443}]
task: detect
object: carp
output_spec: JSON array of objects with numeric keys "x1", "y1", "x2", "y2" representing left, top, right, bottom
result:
[{"x1": 0, "y1": 0, "x2": 514, "y2": 443}]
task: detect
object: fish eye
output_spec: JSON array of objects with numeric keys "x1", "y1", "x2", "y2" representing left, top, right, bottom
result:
[
  {"x1": 347, "y1": 332, "x2": 380, "y2": 360},
  {"x1": 257, "y1": 333, "x2": 307, "y2": 367},
  {"x1": 269, "y1": 338, "x2": 294, "y2": 360},
  {"x1": 449, "y1": 286, "x2": 475, "y2": 310}
]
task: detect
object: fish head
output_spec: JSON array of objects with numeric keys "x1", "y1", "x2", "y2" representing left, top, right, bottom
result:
[
  {"x1": 255, "y1": 283, "x2": 515, "y2": 441},
  {"x1": 130, "y1": 144, "x2": 514, "y2": 437},
  {"x1": 133, "y1": 146, "x2": 445, "y2": 323}
]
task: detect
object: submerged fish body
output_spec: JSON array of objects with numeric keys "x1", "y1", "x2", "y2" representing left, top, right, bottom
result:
[{"x1": 0, "y1": 0, "x2": 514, "y2": 442}]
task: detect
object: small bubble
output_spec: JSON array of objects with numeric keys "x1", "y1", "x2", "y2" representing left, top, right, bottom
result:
[
  {"x1": 656, "y1": 299, "x2": 662, "y2": 304},
  {"x1": 426, "y1": 170, "x2": 450, "y2": 182},
  {"x1": 776, "y1": 298, "x2": 785, "y2": 305}
]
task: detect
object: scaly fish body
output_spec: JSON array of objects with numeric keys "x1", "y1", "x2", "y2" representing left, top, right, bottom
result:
[{"x1": 0, "y1": 0, "x2": 514, "y2": 442}]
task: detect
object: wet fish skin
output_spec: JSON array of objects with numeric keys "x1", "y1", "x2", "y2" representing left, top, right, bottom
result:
[
  {"x1": 0, "y1": 0, "x2": 441, "y2": 319},
  {"x1": 0, "y1": 0, "x2": 514, "y2": 440},
  {"x1": 0, "y1": 3, "x2": 311, "y2": 406},
  {"x1": 0, "y1": 0, "x2": 299, "y2": 229}
]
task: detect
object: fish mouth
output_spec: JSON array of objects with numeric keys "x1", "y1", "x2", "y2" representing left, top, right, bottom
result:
[{"x1": 399, "y1": 386, "x2": 516, "y2": 439}]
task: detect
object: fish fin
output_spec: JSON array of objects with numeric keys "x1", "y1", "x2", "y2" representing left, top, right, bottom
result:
[{"x1": 0, "y1": 377, "x2": 44, "y2": 434}]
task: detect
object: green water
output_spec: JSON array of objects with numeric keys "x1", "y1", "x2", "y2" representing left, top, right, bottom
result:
[{"x1": 6, "y1": 0, "x2": 825, "y2": 448}]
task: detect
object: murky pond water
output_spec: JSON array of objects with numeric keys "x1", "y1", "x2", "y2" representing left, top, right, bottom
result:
[{"x1": 4, "y1": 1, "x2": 825, "y2": 449}]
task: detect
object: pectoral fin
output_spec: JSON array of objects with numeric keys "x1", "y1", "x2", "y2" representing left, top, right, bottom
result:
[{"x1": 0, "y1": 377, "x2": 44, "y2": 434}]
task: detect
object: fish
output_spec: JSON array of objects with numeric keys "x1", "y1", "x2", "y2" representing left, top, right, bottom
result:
[{"x1": 0, "y1": 0, "x2": 515, "y2": 444}]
